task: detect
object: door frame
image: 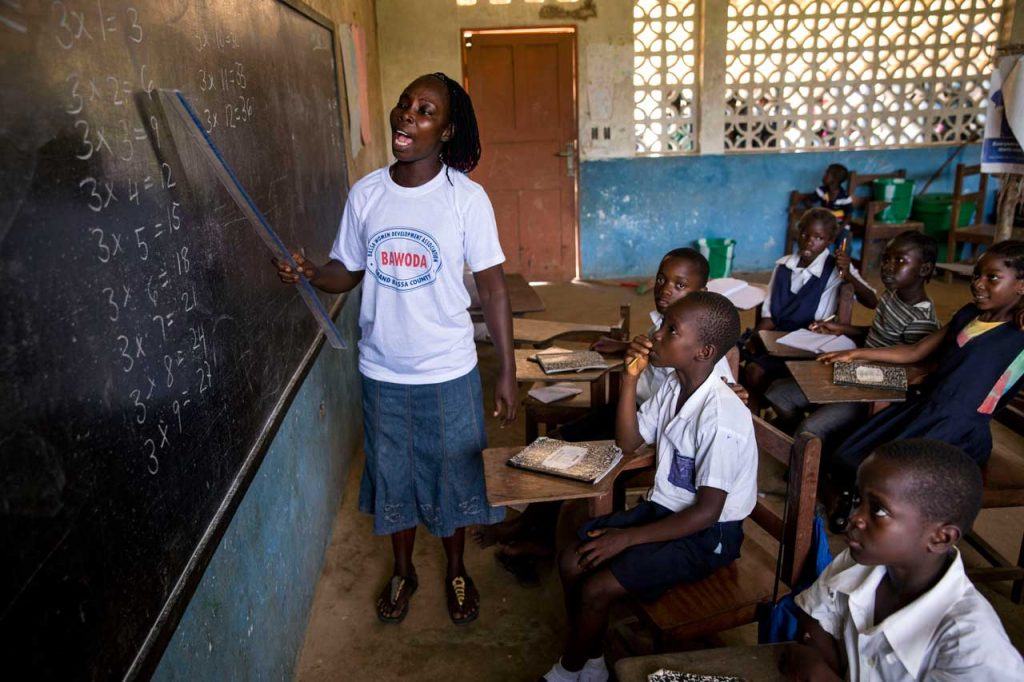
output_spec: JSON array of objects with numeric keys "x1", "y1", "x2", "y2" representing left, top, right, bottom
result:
[{"x1": 460, "y1": 25, "x2": 581, "y2": 280}]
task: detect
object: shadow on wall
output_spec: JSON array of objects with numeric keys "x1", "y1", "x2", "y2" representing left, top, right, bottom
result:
[
  {"x1": 152, "y1": 291, "x2": 362, "y2": 682},
  {"x1": 579, "y1": 144, "x2": 985, "y2": 278}
]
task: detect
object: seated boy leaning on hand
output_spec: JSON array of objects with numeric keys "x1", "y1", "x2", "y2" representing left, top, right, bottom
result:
[
  {"x1": 543, "y1": 293, "x2": 757, "y2": 682},
  {"x1": 781, "y1": 439, "x2": 1024, "y2": 681}
]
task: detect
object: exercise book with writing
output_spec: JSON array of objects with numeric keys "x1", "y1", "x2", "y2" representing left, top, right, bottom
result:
[{"x1": 507, "y1": 438, "x2": 623, "y2": 484}]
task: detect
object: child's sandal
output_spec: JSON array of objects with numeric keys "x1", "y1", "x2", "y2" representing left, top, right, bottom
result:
[
  {"x1": 376, "y1": 573, "x2": 418, "y2": 624},
  {"x1": 446, "y1": 574, "x2": 480, "y2": 625}
]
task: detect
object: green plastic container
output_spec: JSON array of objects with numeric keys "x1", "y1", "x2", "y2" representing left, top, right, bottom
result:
[
  {"x1": 872, "y1": 178, "x2": 915, "y2": 223},
  {"x1": 910, "y1": 193, "x2": 976, "y2": 237},
  {"x1": 697, "y1": 238, "x2": 736, "y2": 278}
]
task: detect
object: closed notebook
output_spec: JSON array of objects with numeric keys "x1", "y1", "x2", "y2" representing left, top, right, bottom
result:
[
  {"x1": 832, "y1": 361, "x2": 908, "y2": 391},
  {"x1": 536, "y1": 350, "x2": 608, "y2": 374},
  {"x1": 507, "y1": 438, "x2": 623, "y2": 484},
  {"x1": 648, "y1": 671, "x2": 743, "y2": 682},
  {"x1": 527, "y1": 382, "x2": 584, "y2": 404}
]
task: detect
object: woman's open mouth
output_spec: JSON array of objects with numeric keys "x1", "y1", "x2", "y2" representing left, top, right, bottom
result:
[{"x1": 392, "y1": 129, "x2": 413, "y2": 149}]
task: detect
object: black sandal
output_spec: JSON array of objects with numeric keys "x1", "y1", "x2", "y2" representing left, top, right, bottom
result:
[
  {"x1": 446, "y1": 574, "x2": 480, "y2": 625},
  {"x1": 376, "y1": 573, "x2": 418, "y2": 624}
]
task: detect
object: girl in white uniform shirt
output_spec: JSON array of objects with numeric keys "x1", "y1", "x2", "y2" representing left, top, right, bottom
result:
[{"x1": 276, "y1": 73, "x2": 515, "y2": 626}]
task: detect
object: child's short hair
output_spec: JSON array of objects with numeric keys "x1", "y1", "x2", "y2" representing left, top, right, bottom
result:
[
  {"x1": 870, "y1": 439, "x2": 982, "y2": 532},
  {"x1": 662, "y1": 247, "x2": 710, "y2": 287},
  {"x1": 797, "y1": 207, "x2": 840, "y2": 237},
  {"x1": 891, "y1": 230, "x2": 938, "y2": 268},
  {"x1": 680, "y1": 291, "x2": 740, "y2": 363},
  {"x1": 429, "y1": 72, "x2": 481, "y2": 173},
  {"x1": 826, "y1": 163, "x2": 849, "y2": 185},
  {"x1": 985, "y1": 240, "x2": 1024, "y2": 279}
]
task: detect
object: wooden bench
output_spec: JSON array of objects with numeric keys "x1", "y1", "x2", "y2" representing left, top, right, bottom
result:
[
  {"x1": 631, "y1": 418, "x2": 822, "y2": 646},
  {"x1": 847, "y1": 169, "x2": 925, "y2": 274}
]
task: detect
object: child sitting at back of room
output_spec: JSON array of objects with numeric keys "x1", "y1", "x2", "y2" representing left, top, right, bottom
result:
[
  {"x1": 812, "y1": 163, "x2": 853, "y2": 226},
  {"x1": 781, "y1": 439, "x2": 1024, "y2": 681},
  {"x1": 820, "y1": 241, "x2": 1024, "y2": 523},
  {"x1": 543, "y1": 293, "x2": 756, "y2": 682},
  {"x1": 765, "y1": 231, "x2": 940, "y2": 448},
  {"x1": 743, "y1": 208, "x2": 878, "y2": 404}
]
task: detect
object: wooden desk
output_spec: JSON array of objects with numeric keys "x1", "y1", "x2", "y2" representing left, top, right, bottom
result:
[
  {"x1": 483, "y1": 445, "x2": 654, "y2": 517},
  {"x1": 786, "y1": 360, "x2": 906, "y2": 404},
  {"x1": 514, "y1": 349, "x2": 623, "y2": 384},
  {"x1": 757, "y1": 330, "x2": 818, "y2": 359},
  {"x1": 467, "y1": 272, "x2": 545, "y2": 317},
  {"x1": 511, "y1": 318, "x2": 612, "y2": 345},
  {"x1": 615, "y1": 644, "x2": 786, "y2": 682}
]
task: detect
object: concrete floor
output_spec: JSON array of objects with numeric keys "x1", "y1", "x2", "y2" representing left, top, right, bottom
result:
[{"x1": 295, "y1": 274, "x2": 1023, "y2": 682}]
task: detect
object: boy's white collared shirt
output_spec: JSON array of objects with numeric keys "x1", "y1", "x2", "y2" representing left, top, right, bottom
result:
[
  {"x1": 760, "y1": 249, "x2": 874, "y2": 321},
  {"x1": 636, "y1": 371, "x2": 757, "y2": 520},
  {"x1": 635, "y1": 310, "x2": 735, "y2": 405},
  {"x1": 795, "y1": 548, "x2": 1024, "y2": 681}
]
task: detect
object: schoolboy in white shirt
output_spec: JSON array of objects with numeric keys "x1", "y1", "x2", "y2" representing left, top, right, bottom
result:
[
  {"x1": 543, "y1": 293, "x2": 758, "y2": 682},
  {"x1": 783, "y1": 439, "x2": 1024, "y2": 681}
]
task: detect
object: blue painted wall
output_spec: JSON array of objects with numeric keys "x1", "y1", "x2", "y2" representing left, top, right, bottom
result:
[
  {"x1": 152, "y1": 291, "x2": 362, "y2": 681},
  {"x1": 579, "y1": 144, "x2": 988, "y2": 278}
]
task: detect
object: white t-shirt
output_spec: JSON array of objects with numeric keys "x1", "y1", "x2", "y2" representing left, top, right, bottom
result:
[
  {"x1": 636, "y1": 372, "x2": 757, "y2": 520},
  {"x1": 636, "y1": 310, "x2": 735, "y2": 404},
  {"x1": 796, "y1": 548, "x2": 1024, "y2": 681},
  {"x1": 330, "y1": 165, "x2": 505, "y2": 384},
  {"x1": 761, "y1": 249, "x2": 875, "y2": 321}
]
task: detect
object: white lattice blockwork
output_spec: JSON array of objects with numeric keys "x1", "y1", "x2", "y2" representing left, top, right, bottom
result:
[
  {"x1": 634, "y1": 0, "x2": 700, "y2": 154},
  {"x1": 724, "y1": 0, "x2": 1004, "y2": 151}
]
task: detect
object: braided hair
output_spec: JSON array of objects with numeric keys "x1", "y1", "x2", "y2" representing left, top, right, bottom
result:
[{"x1": 430, "y1": 72, "x2": 481, "y2": 175}]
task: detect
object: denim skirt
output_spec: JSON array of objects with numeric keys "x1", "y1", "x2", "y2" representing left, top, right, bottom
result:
[{"x1": 358, "y1": 366, "x2": 505, "y2": 537}]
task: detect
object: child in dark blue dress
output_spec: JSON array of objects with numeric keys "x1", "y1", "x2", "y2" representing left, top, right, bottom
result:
[
  {"x1": 820, "y1": 241, "x2": 1024, "y2": 530},
  {"x1": 742, "y1": 208, "x2": 877, "y2": 408}
]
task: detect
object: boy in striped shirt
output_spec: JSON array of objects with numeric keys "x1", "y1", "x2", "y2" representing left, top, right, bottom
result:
[{"x1": 766, "y1": 231, "x2": 940, "y2": 447}]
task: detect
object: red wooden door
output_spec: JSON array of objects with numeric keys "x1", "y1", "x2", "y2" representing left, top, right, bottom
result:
[{"x1": 463, "y1": 29, "x2": 578, "y2": 281}]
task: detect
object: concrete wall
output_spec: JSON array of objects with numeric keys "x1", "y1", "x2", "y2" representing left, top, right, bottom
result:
[
  {"x1": 153, "y1": 0, "x2": 387, "y2": 678},
  {"x1": 581, "y1": 144, "x2": 987, "y2": 277},
  {"x1": 375, "y1": 0, "x2": 636, "y2": 160}
]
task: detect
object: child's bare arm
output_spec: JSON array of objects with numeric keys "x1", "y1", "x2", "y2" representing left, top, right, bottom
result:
[
  {"x1": 274, "y1": 253, "x2": 364, "y2": 294},
  {"x1": 818, "y1": 324, "x2": 946, "y2": 365},
  {"x1": 574, "y1": 487, "x2": 726, "y2": 571},
  {"x1": 474, "y1": 265, "x2": 517, "y2": 424},
  {"x1": 810, "y1": 320, "x2": 867, "y2": 340},
  {"x1": 615, "y1": 336, "x2": 651, "y2": 453},
  {"x1": 835, "y1": 251, "x2": 878, "y2": 309},
  {"x1": 778, "y1": 609, "x2": 843, "y2": 680}
]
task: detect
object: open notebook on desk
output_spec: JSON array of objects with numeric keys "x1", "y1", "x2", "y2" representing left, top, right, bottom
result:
[
  {"x1": 507, "y1": 438, "x2": 623, "y2": 484},
  {"x1": 707, "y1": 277, "x2": 766, "y2": 310},
  {"x1": 777, "y1": 328, "x2": 856, "y2": 354}
]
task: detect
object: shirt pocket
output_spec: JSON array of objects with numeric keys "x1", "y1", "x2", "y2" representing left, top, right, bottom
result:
[{"x1": 668, "y1": 448, "x2": 697, "y2": 493}]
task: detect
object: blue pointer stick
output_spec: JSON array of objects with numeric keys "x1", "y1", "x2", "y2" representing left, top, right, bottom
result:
[{"x1": 157, "y1": 89, "x2": 346, "y2": 349}]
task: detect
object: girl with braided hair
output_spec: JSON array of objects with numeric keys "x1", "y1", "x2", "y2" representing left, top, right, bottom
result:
[{"x1": 275, "y1": 73, "x2": 515, "y2": 625}]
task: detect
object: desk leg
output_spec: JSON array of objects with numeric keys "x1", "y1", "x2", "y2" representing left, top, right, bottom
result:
[
  {"x1": 588, "y1": 492, "x2": 613, "y2": 517},
  {"x1": 591, "y1": 377, "x2": 607, "y2": 408}
]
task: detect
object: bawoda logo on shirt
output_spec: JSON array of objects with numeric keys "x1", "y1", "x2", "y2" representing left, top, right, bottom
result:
[{"x1": 366, "y1": 227, "x2": 442, "y2": 291}]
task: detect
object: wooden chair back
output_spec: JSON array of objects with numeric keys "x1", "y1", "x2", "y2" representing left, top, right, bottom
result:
[
  {"x1": 951, "y1": 163, "x2": 990, "y2": 231},
  {"x1": 847, "y1": 169, "x2": 906, "y2": 210},
  {"x1": 538, "y1": 304, "x2": 631, "y2": 347}
]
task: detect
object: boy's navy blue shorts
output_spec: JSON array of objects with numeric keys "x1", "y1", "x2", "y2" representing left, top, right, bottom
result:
[{"x1": 577, "y1": 500, "x2": 744, "y2": 601}]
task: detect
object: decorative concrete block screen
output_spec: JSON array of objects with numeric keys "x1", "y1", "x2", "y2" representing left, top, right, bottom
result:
[
  {"x1": 724, "y1": 0, "x2": 1004, "y2": 151},
  {"x1": 633, "y1": 0, "x2": 701, "y2": 154},
  {"x1": 633, "y1": 0, "x2": 1003, "y2": 155}
]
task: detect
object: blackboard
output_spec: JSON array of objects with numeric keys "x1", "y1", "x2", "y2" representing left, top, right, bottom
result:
[{"x1": 0, "y1": 1, "x2": 349, "y2": 678}]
